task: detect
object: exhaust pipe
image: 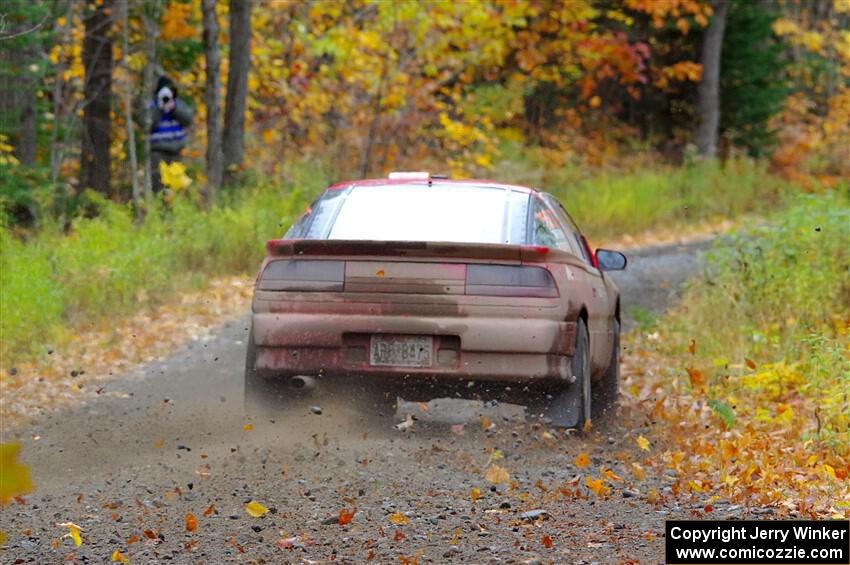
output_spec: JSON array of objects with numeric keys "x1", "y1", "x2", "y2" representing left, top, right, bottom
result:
[{"x1": 289, "y1": 375, "x2": 316, "y2": 391}]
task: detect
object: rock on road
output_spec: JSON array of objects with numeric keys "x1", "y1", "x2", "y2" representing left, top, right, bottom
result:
[{"x1": 1, "y1": 239, "x2": 715, "y2": 564}]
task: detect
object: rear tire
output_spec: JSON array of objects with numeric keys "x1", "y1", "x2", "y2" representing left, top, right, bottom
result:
[
  {"x1": 593, "y1": 319, "x2": 620, "y2": 417},
  {"x1": 536, "y1": 318, "x2": 591, "y2": 429}
]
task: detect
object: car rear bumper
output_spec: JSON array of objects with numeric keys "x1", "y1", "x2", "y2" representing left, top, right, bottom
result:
[{"x1": 251, "y1": 312, "x2": 576, "y2": 382}]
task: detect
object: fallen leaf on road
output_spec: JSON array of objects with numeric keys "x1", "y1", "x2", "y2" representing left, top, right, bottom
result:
[
  {"x1": 142, "y1": 529, "x2": 157, "y2": 539},
  {"x1": 388, "y1": 511, "x2": 409, "y2": 525},
  {"x1": 243, "y1": 424, "x2": 253, "y2": 431},
  {"x1": 0, "y1": 443, "x2": 33, "y2": 504},
  {"x1": 485, "y1": 464, "x2": 510, "y2": 484},
  {"x1": 58, "y1": 522, "x2": 82, "y2": 547},
  {"x1": 202, "y1": 503, "x2": 215, "y2": 517},
  {"x1": 583, "y1": 419, "x2": 593, "y2": 433},
  {"x1": 631, "y1": 462, "x2": 647, "y2": 481},
  {"x1": 542, "y1": 534, "x2": 553, "y2": 548},
  {"x1": 277, "y1": 536, "x2": 297, "y2": 549},
  {"x1": 338, "y1": 507, "x2": 356, "y2": 526},
  {"x1": 111, "y1": 549, "x2": 129, "y2": 563},
  {"x1": 393, "y1": 529, "x2": 405, "y2": 541},
  {"x1": 185, "y1": 512, "x2": 197, "y2": 532},
  {"x1": 585, "y1": 477, "x2": 609, "y2": 497},
  {"x1": 470, "y1": 487, "x2": 482, "y2": 501},
  {"x1": 636, "y1": 435, "x2": 650, "y2": 451},
  {"x1": 245, "y1": 501, "x2": 269, "y2": 517},
  {"x1": 450, "y1": 424, "x2": 465, "y2": 435},
  {"x1": 575, "y1": 453, "x2": 590, "y2": 468},
  {"x1": 603, "y1": 468, "x2": 622, "y2": 481}
]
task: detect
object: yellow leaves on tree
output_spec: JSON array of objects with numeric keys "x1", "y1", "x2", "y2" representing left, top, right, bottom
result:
[
  {"x1": 244, "y1": 500, "x2": 269, "y2": 517},
  {"x1": 160, "y1": 2, "x2": 197, "y2": 41},
  {"x1": 0, "y1": 443, "x2": 33, "y2": 505}
]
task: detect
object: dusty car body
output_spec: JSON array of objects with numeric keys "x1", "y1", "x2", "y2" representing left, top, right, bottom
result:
[{"x1": 246, "y1": 173, "x2": 626, "y2": 427}]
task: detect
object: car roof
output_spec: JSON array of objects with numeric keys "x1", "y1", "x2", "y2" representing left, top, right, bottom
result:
[{"x1": 325, "y1": 177, "x2": 538, "y2": 194}]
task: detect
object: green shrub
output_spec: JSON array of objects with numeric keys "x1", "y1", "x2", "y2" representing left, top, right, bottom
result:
[
  {"x1": 0, "y1": 182, "x2": 319, "y2": 363},
  {"x1": 492, "y1": 146, "x2": 794, "y2": 239}
]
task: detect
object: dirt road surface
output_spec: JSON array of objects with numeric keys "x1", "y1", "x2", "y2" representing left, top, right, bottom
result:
[{"x1": 2, "y1": 239, "x2": 730, "y2": 564}]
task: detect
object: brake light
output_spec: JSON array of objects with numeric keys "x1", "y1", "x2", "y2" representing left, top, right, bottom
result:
[
  {"x1": 258, "y1": 260, "x2": 345, "y2": 291},
  {"x1": 465, "y1": 265, "x2": 558, "y2": 298}
]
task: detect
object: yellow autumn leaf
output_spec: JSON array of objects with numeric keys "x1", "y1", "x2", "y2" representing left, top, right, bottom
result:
[
  {"x1": 159, "y1": 161, "x2": 192, "y2": 191},
  {"x1": 631, "y1": 462, "x2": 646, "y2": 481},
  {"x1": 0, "y1": 443, "x2": 33, "y2": 504},
  {"x1": 636, "y1": 436, "x2": 650, "y2": 451},
  {"x1": 484, "y1": 464, "x2": 510, "y2": 485},
  {"x1": 470, "y1": 487, "x2": 482, "y2": 501},
  {"x1": 603, "y1": 469, "x2": 622, "y2": 481},
  {"x1": 585, "y1": 477, "x2": 608, "y2": 497},
  {"x1": 111, "y1": 549, "x2": 129, "y2": 563},
  {"x1": 58, "y1": 522, "x2": 82, "y2": 547},
  {"x1": 243, "y1": 424, "x2": 253, "y2": 431},
  {"x1": 489, "y1": 449, "x2": 504, "y2": 461},
  {"x1": 575, "y1": 453, "x2": 590, "y2": 468},
  {"x1": 388, "y1": 511, "x2": 410, "y2": 525},
  {"x1": 245, "y1": 500, "x2": 269, "y2": 517}
]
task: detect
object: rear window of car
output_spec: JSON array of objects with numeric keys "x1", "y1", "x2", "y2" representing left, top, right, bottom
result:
[{"x1": 286, "y1": 184, "x2": 530, "y2": 245}]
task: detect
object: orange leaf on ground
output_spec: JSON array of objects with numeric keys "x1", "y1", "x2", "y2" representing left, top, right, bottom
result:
[
  {"x1": 202, "y1": 503, "x2": 215, "y2": 517},
  {"x1": 394, "y1": 529, "x2": 405, "y2": 541},
  {"x1": 388, "y1": 511, "x2": 409, "y2": 525},
  {"x1": 338, "y1": 507, "x2": 356, "y2": 526},
  {"x1": 185, "y1": 512, "x2": 197, "y2": 532},
  {"x1": 542, "y1": 534, "x2": 553, "y2": 548}
]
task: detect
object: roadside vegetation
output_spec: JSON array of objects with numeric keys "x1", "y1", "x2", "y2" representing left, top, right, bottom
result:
[{"x1": 624, "y1": 192, "x2": 850, "y2": 517}]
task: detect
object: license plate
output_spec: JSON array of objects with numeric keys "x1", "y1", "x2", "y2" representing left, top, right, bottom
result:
[{"x1": 370, "y1": 336, "x2": 433, "y2": 368}]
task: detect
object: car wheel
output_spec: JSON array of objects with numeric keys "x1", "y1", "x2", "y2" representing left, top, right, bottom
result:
[
  {"x1": 244, "y1": 328, "x2": 289, "y2": 418},
  {"x1": 540, "y1": 318, "x2": 591, "y2": 429},
  {"x1": 593, "y1": 319, "x2": 620, "y2": 417}
]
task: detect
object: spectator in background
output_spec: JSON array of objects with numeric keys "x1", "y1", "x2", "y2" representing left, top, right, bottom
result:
[{"x1": 146, "y1": 76, "x2": 193, "y2": 194}]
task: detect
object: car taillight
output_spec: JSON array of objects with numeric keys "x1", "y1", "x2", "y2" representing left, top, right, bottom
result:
[
  {"x1": 465, "y1": 265, "x2": 558, "y2": 298},
  {"x1": 258, "y1": 260, "x2": 345, "y2": 291}
]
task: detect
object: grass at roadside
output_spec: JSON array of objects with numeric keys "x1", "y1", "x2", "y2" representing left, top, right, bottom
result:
[
  {"x1": 493, "y1": 151, "x2": 794, "y2": 240},
  {"x1": 623, "y1": 192, "x2": 849, "y2": 517},
  {"x1": 0, "y1": 158, "x2": 793, "y2": 368}
]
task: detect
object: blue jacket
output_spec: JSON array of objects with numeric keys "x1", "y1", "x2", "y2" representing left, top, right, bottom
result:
[{"x1": 149, "y1": 99, "x2": 193, "y2": 154}]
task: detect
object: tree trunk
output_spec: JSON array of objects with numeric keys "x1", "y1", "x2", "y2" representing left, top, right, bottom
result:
[
  {"x1": 16, "y1": 75, "x2": 37, "y2": 166},
  {"x1": 222, "y1": 0, "x2": 252, "y2": 175},
  {"x1": 118, "y1": 0, "x2": 140, "y2": 220},
  {"x1": 140, "y1": 0, "x2": 161, "y2": 203},
  {"x1": 202, "y1": 0, "x2": 223, "y2": 204},
  {"x1": 81, "y1": 0, "x2": 114, "y2": 194},
  {"x1": 695, "y1": 0, "x2": 729, "y2": 159}
]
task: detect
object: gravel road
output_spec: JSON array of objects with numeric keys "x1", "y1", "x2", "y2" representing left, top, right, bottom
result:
[{"x1": 1, "y1": 239, "x2": 720, "y2": 564}]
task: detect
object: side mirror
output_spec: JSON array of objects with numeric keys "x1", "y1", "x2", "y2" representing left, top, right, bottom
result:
[{"x1": 595, "y1": 249, "x2": 627, "y2": 271}]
